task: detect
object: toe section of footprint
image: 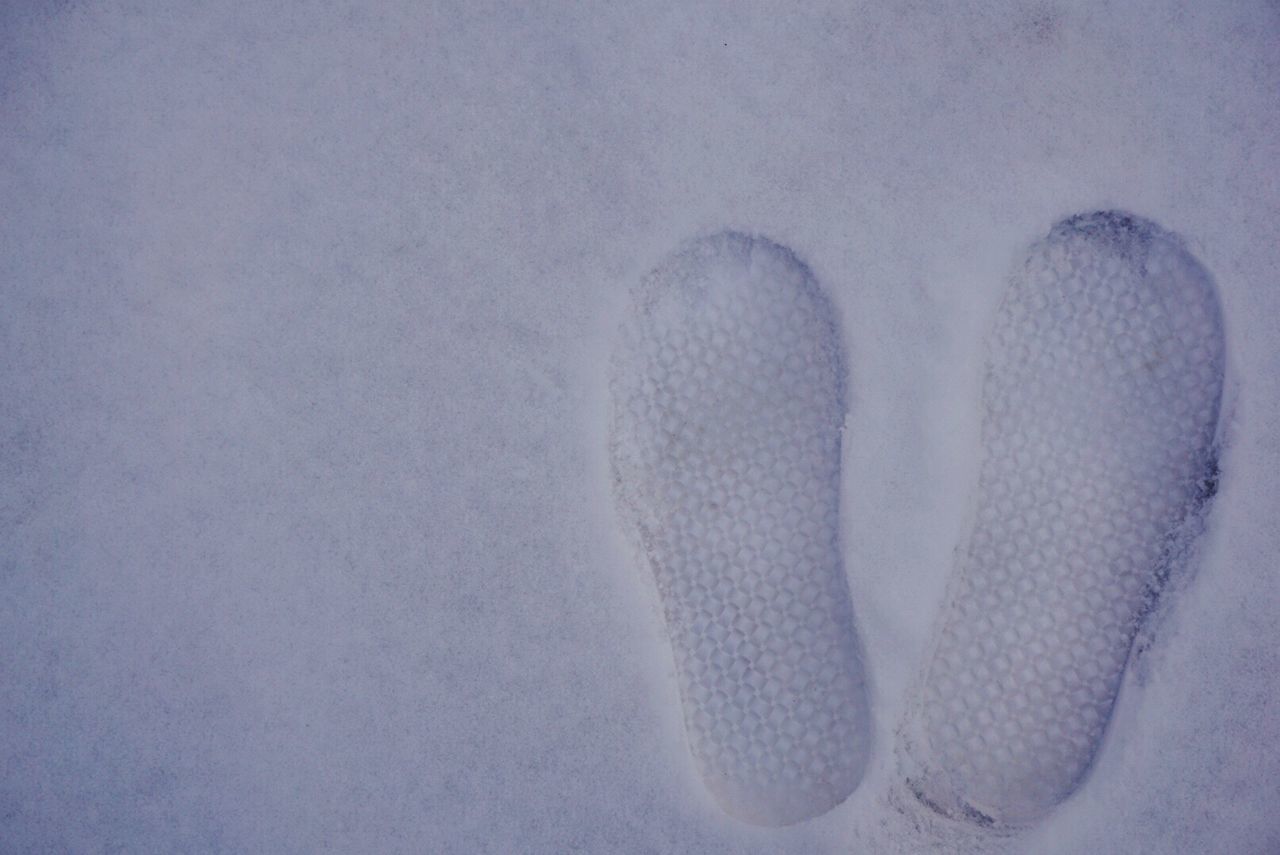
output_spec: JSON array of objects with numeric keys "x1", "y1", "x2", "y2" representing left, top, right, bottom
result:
[
  {"x1": 610, "y1": 232, "x2": 870, "y2": 826},
  {"x1": 902, "y1": 211, "x2": 1225, "y2": 828}
]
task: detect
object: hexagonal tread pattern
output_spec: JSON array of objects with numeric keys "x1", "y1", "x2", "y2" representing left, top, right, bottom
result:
[
  {"x1": 902, "y1": 212, "x2": 1224, "y2": 827},
  {"x1": 610, "y1": 232, "x2": 869, "y2": 825}
]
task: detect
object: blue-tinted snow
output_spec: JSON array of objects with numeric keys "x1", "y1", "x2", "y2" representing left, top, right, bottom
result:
[{"x1": 1, "y1": 2, "x2": 1277, "y2": 852}]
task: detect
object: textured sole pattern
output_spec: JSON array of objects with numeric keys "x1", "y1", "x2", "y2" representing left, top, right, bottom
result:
[
  {"x1": 902, "y1": 212, "x2": 1225, "y2": 827},
  {"x1": 610, "y1": 232, "x2": 869, "y2": 825}
]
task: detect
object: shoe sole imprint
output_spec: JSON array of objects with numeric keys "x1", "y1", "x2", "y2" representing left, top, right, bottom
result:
[
  {"x1": 900, "y1": 211, "x2": 1225, "y2": 827},
  {"x1": 609, "y1": 232, "x2": 870, "y2": 825}
]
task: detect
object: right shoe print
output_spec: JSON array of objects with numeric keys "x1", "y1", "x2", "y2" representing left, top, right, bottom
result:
[{"x1": 899, "y1": 210, "x2": 1225, "y2": 828}]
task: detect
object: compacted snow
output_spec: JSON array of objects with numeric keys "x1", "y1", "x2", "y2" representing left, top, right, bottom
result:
[
  {"x1": 611, "y1": 233, "x2": 869, "y2": 826},
  {"x1": 2, "y1": 2, "x2": 1278, "y2": 853},
  {"x1": 898, "y1": 211, "x2": 1224, "y2": 830}
]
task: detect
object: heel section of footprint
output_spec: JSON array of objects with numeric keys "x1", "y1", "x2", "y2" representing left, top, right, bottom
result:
[
  {"x1": 610, "y1": 232, "x2": 870, "y2": 826},
  {"x1": 901, "y1": 211, "x2": 1225, "y2": 828}
]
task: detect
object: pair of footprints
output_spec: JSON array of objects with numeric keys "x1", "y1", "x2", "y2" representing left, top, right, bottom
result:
[{"x1": 609, "y1": 212, "x2": 1225, "y2": 829}]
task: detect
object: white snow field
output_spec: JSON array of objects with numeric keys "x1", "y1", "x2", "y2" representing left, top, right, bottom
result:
[
  {"x1": 611, "y1": 233, "x2": 869, "y2": 825},
  {"x1": 2, "y1": 2, "x2": 1278, "y2": 853}
]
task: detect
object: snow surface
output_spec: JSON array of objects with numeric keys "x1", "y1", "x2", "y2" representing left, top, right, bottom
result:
[{"x1": 1, "y1": 1, "x2": 1278, "y2": 853}]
